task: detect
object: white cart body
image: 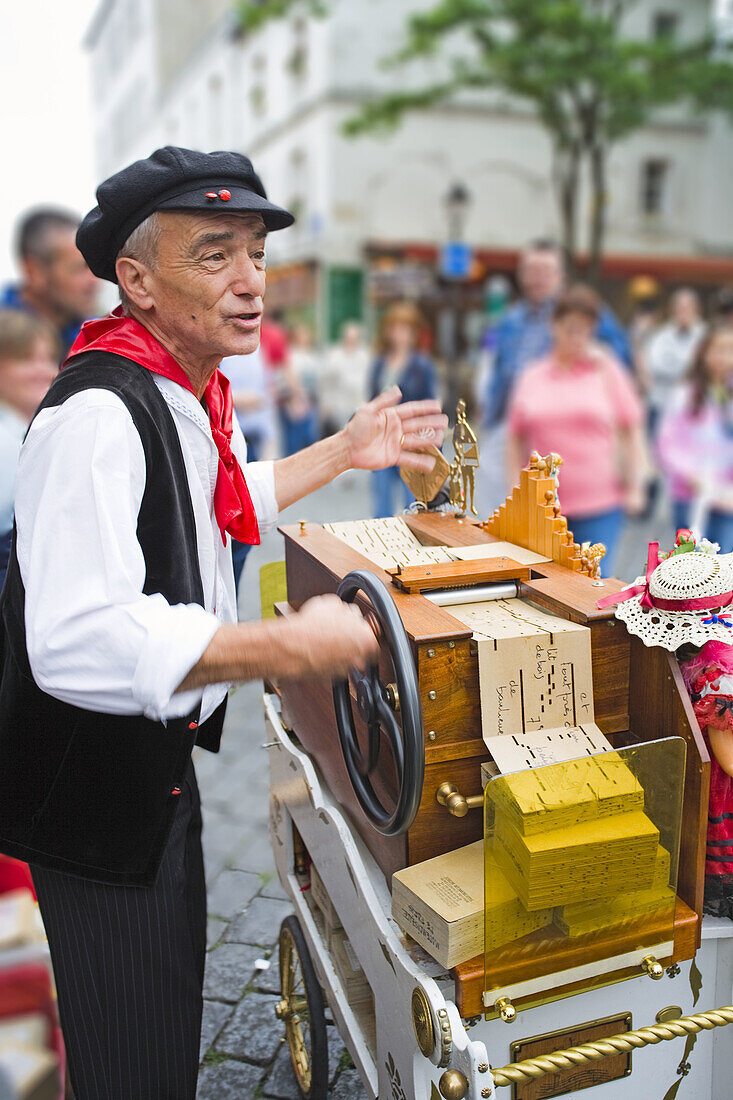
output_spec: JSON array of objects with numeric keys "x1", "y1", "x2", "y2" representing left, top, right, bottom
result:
[{"x1": 267, "y1": 694, "x2": 733, "y2": 1100}]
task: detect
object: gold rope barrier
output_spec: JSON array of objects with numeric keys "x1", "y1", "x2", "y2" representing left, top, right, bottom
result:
[{"x1": 490, "y1": 1006, "x2": 733, "y2": 1088}]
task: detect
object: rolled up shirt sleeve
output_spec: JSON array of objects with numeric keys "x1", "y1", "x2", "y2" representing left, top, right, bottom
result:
[{"x1": 15, "y1": 391, "x2": 221, "y2": 721}]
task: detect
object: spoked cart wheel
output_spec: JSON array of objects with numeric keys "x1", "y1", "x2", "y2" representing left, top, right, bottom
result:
[{"x1": 276, "y1": 915, "x2": 329, "y2": 1099}]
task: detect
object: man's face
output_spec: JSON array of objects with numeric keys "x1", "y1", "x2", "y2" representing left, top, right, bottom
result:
[
  {"x1": 672, "y1": 290, "x2": 700, "y2": 330},
  {"x1": 342, "y1": 323, "x2": 362, "y2": 351},
  {"x1": 144, "y1": 211, "x2": 267, "y2": 360},
  {"x1": 518, "y1": 249, "x2": 564, "y2": 305},
  {"x1": 24, "y1": 228, "x2": 100, "y2": 322}
]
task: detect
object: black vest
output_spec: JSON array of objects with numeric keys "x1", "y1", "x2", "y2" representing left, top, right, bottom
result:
[{"x1": 0, "y1": 352, "x2": 226, "y2": 887}]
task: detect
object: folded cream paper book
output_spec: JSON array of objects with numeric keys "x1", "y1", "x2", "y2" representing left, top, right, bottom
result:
[{"x1": 392, "y1": 840, "x2": 552, "y2": 969}]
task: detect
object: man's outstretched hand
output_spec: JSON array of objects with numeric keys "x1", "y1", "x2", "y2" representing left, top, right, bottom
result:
[{"x1": 344, "y1": 387, "x2": 448, "y2": 472}]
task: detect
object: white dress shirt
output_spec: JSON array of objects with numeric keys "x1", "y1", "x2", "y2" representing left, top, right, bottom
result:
[{"x1": 14, "y1": 375, "x2": 278, "y2": 724}]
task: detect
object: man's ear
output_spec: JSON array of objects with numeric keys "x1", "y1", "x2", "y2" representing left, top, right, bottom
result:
[
  {"x1": 22, "y1": 255, "x2": 47, "y2": 295},
  {"x1": 116, "y1": 257, "x2": 154, "y2": 311}
]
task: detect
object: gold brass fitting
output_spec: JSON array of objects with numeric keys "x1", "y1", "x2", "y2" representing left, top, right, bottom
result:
[
  {"x1": 411, "y1": 987, "x2": 436, "y2": 1059},
  {"x1": 436, "y1": 782, "x2": 483, "y2": 819},
  {"x1": 656, "y1": 1005, "x2": 683, "y2": 1024},
  {"x1": 438, "y1": 1069, "x2": 469, "y2": 1099},
  {"x1": 385, "y1": 683, "x2": 400, "y2": 711},
  {"x1": 642, "y1": 955, "x2": 665, "y2": 981},
  {"x1": 495, "y1": 996, "x2": 517, "y2": 1023}
]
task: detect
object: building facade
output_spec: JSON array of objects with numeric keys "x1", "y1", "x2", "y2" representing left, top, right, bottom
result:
[{"x1": 86, "y1": 0, "x2": 733, "y2": 340}]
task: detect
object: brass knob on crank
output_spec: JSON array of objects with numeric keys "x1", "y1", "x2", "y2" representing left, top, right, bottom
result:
[{"x1": 436, "y1": 782, "x2": 483, "y2": 819}]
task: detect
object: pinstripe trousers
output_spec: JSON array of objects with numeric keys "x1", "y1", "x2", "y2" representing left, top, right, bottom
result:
[{"x1": 30, "y1": 760, "x2": 206, "y2": 1100}]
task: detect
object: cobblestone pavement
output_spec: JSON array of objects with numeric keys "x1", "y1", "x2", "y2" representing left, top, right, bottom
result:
[{"x1": 194, "y1": 467, "x2": 669, "y2": 1097}]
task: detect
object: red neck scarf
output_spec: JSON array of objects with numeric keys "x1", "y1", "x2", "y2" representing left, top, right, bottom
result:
[{"x1": 64, "y1": 310, "x2": 260, "y2": 546}]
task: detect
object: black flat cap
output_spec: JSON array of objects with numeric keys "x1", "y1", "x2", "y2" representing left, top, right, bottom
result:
[{"x1": 77, "y1": 146, "x2": 295, "y2": 283}]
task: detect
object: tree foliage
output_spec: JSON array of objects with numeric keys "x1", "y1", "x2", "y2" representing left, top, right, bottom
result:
[
  {"x1": 235, "y1": 0, "x2": 324, "y2": 34},
  {"x1": 236, "y1": 0, "x2": 733, "y2": 272}
]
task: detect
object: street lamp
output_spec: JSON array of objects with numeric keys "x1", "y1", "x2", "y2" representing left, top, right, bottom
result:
[
  {"x1": 441, "y1": 182, "x2": 473, "y2": 418},
  {"x1": 443, "y1": 181, "x2": 472, "y2": 243}
]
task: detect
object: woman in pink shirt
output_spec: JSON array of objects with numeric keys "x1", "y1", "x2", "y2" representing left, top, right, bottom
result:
[{"x1": 507, "y1": 285, "x2": 645, "y2": 572}]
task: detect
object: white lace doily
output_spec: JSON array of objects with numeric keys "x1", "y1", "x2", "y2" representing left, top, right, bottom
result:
[{"x1": 615, "y1": 552, "x2": 733, "y2": 651}]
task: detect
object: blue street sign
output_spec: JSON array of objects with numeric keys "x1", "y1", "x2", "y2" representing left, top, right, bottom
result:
[{"x1": 441, "y1": 241, "x2": 472, "y2": 279}]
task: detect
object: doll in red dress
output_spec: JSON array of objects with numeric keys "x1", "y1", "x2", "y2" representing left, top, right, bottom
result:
[
  {"x1": 680, "y1": 641, "x2": 733, "y2": 918},
  {"x1": 600, "y1": 532, "x2": 733, "y2": 919}
]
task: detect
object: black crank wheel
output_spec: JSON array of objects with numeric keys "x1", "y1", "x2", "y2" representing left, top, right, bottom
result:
[
  {"x1": 332, "y1": 569, "x2": 424, "y2": 836},
  {"x1": 276, "y1": 916, "x2": 328, "y2": 1100}
]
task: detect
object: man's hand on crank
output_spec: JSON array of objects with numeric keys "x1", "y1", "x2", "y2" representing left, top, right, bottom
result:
[{"x1": 280, "y1": 596, "x2": 379, "y2": 679}]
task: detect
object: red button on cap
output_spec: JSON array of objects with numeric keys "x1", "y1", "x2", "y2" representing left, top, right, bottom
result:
[
  {"x1": 205, "y1": 192, "x2": 218, "y2": 201},
  {"x1": 219, "y1": 189, "x2": 231, "y2": 201}
]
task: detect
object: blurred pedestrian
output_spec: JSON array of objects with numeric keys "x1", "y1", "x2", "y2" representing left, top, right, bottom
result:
[
  {"x1": 219, "y1": 345, "x2": 275, "y2": 590},
  {"x1": 279, "y1": 323, "x2": 319, "y2": 455},
  {"x1": 368, "y1": 302, "x2": 437, "y2": 517},
  {"x1": 483, "y1": 239, "x2": 632, "y2": 429},
  {"x1": 477, "y1": 240, "x2": 631, "y2": 519},
  {"x1": 320, "y1": 320, "x2": 370, "y2": 435},
  {"x1": 1, "y1": 207, "x2": 99, "y2": 361},
  {"x1": 657, "y1": 323, "x2": 733, "y2": 551},
  {"x1": 642, "y1": 287, "x2": 705, "y2": 440},
  {"x1": 714, "y1": 285, "x2": 733, "y2": 325},
  {"x1": 506, "y1": 285, "x2": 645, "y2": 573},
  {"x1": 0, "y1": 310, "x2": 58, "y2": 587},
  {"x1": 259, "y1": 308, "x2": 289, "y2": 372},
  {"x1": 627, "y1": 274, "x2": 662, "y2": 370}
]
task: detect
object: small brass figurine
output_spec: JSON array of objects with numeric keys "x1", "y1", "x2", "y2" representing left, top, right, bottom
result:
[
  {"x1": 581, "y1": 541, "x2": 607, "y2": 581},
  {"x1": 452, "y1": 399, "x2": 479, "y2": 516},
  {"x1": 448, "y1": 457, "x2": 464, "y2": 512}
]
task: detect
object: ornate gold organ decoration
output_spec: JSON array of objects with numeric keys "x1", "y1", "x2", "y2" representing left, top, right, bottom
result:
[
  {"x1": 400, "y1": 444, "x2": 450, "y2": 509},
  {"x1": 490, "y1": 1005, "x2": 733, "y2": 1090},
  {"x1": 399, "y1": 400, "x2": 479, "y2": 514},
  {"x1": 482, "y1": 452, "x2": 605, "y2": 578},
  {"x1": 451, "y1": 400, "x2": 479, "y2": 516}
]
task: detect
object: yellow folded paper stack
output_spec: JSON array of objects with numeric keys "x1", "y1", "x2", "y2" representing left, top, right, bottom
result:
[
  {"x1": 555, "y1": 845, "x2": 673, "y2": 937},
  {"x1": 493, "y1": 809, "x2": 660, "y2": 911},
  {"x1": 487, "y1": 753, "x2": 644, "y2": 836}
]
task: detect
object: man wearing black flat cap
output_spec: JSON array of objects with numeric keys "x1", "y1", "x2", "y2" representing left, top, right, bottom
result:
[{"x1": 0, "y1": 147, "x2": 446, "y2": 1099}]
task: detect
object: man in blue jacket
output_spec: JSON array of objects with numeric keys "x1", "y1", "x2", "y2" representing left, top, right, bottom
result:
[
  {"x1": 483, "y1": 239, "x2": 632, "y2": 427},
  {"x1": 0, "y1": 207, "x2": 99, "y2": 362}
]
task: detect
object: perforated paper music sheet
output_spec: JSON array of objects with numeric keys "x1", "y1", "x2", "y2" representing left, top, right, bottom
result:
[
  {"x1": 323, "y1": 518, "x2": 455, "y2": 571},
  {"x1": 448, "y1": 598, "x2": 595, "y2": 741},
  {"x1": 484, "y1": 724, "x2": 612, "y2": 775}
]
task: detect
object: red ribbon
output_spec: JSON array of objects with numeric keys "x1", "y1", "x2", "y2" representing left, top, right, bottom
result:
[
  {"x1": 597, "y1": 540, "x2": 733, "y2": 614},
  {"x1": 64, "y1": 310, "x2": 260, "y2": 547}
]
